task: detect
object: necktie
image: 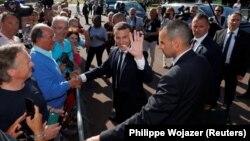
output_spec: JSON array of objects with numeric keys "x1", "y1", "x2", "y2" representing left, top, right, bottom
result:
[
  {"x1": 191, "y1": 39, "x2": 197, "y2": 49},
  {"x1": 116, "y1": 52, "x2": 124, "y2": 88},
  {"x1": 223, "y1": 32, "x2": 233, "y2": 62}
]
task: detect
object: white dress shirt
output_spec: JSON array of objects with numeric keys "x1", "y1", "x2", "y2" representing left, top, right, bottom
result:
[
  {"x1": 223, "y1": 28, "x2": 239, "y2": 64},
  {"x1": 80, "y1": 50, "x2": 145, "y2": 82}
]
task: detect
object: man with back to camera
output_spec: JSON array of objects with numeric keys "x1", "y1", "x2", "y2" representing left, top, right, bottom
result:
[
  {"x1": 86, "y1": 20, "x2": 213, "y2": 141},
  {"x1": 80, "y1": 22, "x2": 153, "y2": 124}
]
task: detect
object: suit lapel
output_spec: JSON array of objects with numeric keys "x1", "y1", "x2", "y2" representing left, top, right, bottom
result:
[
  {"x1": 196, "y1": 45, "x2": 202, "y2": 53},
  {"x1": 234, "y1": 30, "x2": 241, "y2": 46},
  {"x1": 113, "y1": 49, "x2": 120, "y2": 82},
  {"x1": 196, "y1": 36, "x2": 209, "y2": 53},
  {"x1": 230, "y1": 29, "x2": 241, "y2": 56},
  {"x1": 217, "y1": 29, "x2": 227, "y2": 51},
  {"x1": 221, "y1": 30, "x2": 227, "y2": 43}
]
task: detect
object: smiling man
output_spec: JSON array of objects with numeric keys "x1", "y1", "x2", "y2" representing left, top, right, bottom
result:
[{"x1": 80, "y1": 22, "x2": 153, "y2": 124}]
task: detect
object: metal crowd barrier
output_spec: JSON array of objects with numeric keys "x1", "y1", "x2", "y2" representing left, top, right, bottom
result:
[{"x1": 76, "y1": 88, "x2": 84, "y2": 140}]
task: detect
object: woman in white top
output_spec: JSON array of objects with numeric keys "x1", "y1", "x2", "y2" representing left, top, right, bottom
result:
[{"x1": 233, "y1": 0, "x2": 241, "y2": 11}]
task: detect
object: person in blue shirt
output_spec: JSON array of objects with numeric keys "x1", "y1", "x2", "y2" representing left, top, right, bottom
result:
[{"x1": 30, "y1": 23, "x2": 82, "y2": 109}]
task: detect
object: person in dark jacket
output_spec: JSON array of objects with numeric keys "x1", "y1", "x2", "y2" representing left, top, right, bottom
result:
[
  {"x1": 80, "y1": 22, "x2": 153, "y2": 124},
  {"x1": 86, "y1": 20, "x2": 213, "y2": 141},
  {"x1": 213, "y1": 12, "x2": 249, "y2": 111},
  {"x1": 82, "y1": 2, "x2": 89, "y2": 25}
]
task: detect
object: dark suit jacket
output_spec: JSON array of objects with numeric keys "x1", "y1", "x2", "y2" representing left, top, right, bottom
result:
[
  {"x1": 85, "y1": 47, "x2": 153, "y2": 118},
  {"x1": 100, "y1": 50, "x2": 213, "y2": 141},
  {"x1": 213, "y1": 29, "x2": 249, "y2": 77},
  {"x1": 195, "y1": 35, "x2": 223, "y2": 80}
]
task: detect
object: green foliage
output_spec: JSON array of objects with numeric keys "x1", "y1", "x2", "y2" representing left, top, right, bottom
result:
[{"x1": 0, "y1": 0, "x2": 4, "y2": 4}]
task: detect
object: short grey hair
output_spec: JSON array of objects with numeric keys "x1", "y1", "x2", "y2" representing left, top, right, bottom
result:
[
  {"x1": 228, "y1": 11, "x2": 242, "y2": 20},
  {"x1": 52, "y1": 15, "x2": 69, "y2": 27},
  {"x1": 193, "y1": 13, "x2": 210, "y2": 25},
  {"x1": 0, "y1": 43, "x2": 25, "y2": 84},
  {"x1": 161, "y1": 20, "x2": 192, "y2": 46}
]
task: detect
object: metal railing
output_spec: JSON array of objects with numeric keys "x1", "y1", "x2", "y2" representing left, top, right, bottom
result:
[{"x1": 76, "y1": 88, "x2": 85, "y2": 140}]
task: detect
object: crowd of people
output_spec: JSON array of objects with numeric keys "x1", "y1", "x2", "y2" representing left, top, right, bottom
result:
[{"x1": 0, "y1": 0, "x2": 249, "y2": 141}]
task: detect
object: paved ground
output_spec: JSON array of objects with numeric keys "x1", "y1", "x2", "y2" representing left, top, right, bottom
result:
[{"x1": 66, "y1": 4, "x2": 250, "y2": 140}]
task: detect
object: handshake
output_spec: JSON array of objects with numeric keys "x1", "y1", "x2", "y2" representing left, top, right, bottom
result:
[{"x1": 68, "y1": 71, "x2": 82, "y2": 88}]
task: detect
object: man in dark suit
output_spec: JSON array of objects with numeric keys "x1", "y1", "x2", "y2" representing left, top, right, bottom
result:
[
  {"x1": 86, "y1": 20, "x2": 213, "y2": 141},
  {"x1": 191, "y1": 13, "x2": 223, "y2": 110},
  {"x1": 82, "y1": 2, "x2": 89, "y2": 25},
  {"x1": 80, "y1": 22, "x2": 153, "y2": 124},
  {"x1": 213, "y1": 12, "x2": 249, "y2": 111}
]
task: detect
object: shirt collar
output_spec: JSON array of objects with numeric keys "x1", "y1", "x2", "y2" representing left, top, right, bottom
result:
[
  {"x1": 227, "y1": 28, "x2": 239, "y2": 35},
  {"x1": 0, "y1": 32, "x2": 19, "y2": 42},
  {"x1": 32, "y1": 45, "x2": 53, "y2": 59},
  {"x1": 194, "y1": 33, "x2": 208, "y2": 44},
  {"x1": 119, "y1": 47, "x2": 129, "y2": 54}
]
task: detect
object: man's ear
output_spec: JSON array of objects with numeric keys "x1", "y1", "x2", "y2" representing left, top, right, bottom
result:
[
  {"x1": 172, "y1": 38, "x2": 180, "y2": 50},
  {"x1": 7, "y1": 68, "x2": 15, "y2": 78},
  {"x1": 35, "y1": 37, "x2": 41, "y2": 44}
]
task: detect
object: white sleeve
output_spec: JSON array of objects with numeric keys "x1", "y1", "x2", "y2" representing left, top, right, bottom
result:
[
  {"x1": 134, "y1": 57, "x2": 145, "y2": 70},
  {"x1": 80, "y1": 73, "x2": 87, "y2": 82}
]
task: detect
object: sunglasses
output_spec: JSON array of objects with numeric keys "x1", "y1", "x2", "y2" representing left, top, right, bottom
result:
[{"x1": 215, "y1": 10, "x2": 221, "y2": 12}]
